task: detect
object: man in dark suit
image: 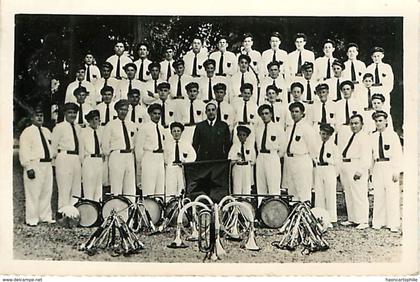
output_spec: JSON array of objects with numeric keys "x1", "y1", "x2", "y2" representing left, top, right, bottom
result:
[{"x1": 192, "y1": 102, "x2": 232, "y2": 161}]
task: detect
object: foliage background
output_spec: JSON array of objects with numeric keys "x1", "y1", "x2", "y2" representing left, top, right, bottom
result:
[{"x1": 14, "y1": 15, "x2": 403, "y2": 134}]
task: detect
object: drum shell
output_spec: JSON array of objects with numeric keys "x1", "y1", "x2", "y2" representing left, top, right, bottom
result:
[
  {"x1": 102, "y1": 196, "x2": 132, "y2": 222},
  {"x1": 74, "y1": 199, "x2": 102, "y2": 227},
  {"x1": 143, "y1": 198, "x2": 163, "y2": 225},
  {"x1": 259, "y1": 198, "x2": 289, "y2": 229}
]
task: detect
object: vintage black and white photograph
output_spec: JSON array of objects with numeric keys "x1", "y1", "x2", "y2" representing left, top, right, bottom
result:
[{"x1": 1, "y1": 0, "x2": 418, "y2": 276}]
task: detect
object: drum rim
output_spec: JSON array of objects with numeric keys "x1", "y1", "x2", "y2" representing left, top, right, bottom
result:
[
  {"x1": 102, "y1": 196, "x2": 132, "y2": 220},
  {"x1": 259, "y1": 198, "x2": 289, "y2": 228},
  {"x1": 142, "y1": 198, "x2": 163, "y2": 224},
  {"x1": 75, "y1": 201, "x2": 101, "y2": 227}
]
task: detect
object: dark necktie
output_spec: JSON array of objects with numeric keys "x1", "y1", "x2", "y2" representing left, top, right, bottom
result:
[
  {"x1": 326, "y1": 58, "x2": 331, "y2": 79},
  {"x1": 138, "y1": 59, "x2": 145, "y2": 81},
  {"x1": 243, "y1": 101, "x2": 248, "y2": 123},
  {"x1": 104, "y1": 78, "x2": 108, "y2": 87},
  {"x1": 367, "y1": 88, "x2": 373, "y2": 109},
  {"x1": 241, "y1": 73, "x2": 245, "y2": 89},
  {"x1": 116, "y1": 56, "x2": 121, "y2": 79},
  {"x1": 192, "y1": 54, "x2": 198, "y2": 77},
  {"x1": 374, "y1": 63, "x2": 380, "y2": 84},
  {"x1": 272, "y1": 50, "x2": 276, "y2": 62},
  {"x1": 351, "y1": 61, "x2": 356, "y2": 82},
  {"x1": 86, "y1": 65, "x2": 91, "y2": 82},
  {"x1": 161, "y1": 101, "x2": 166, "y2": 126},
  {"x1": 272, "y1": 79, "x2": 276, "y2": 87},
  {"x1": 189, "y1": 100, "x2": 195, "y2": 124},
  {"x1": 93, "y1": 129, "x2": 100, "y2": 155},
  {"x1": 156, "y1": 124, "x2": 163, "y2": 151},
  {"x1": 208, "y1": 78, "x2": 212, "y2": 101},
  {"x1": 167, "y1": 61, "x2": 172, "y2": 81},
  {"x1": 78, "y1": 81, "x2": 82, "y2": 88},
  {"x1": 154, "y1": 79, "x2": 158, "y2": 93},
  {"x1": 345, "y1": 100, "x2": 350, "y2": 125},
  {"x1": 216, "y1": 101, "x2": 222, "y2": 122},
  {"x1": 105, "y1": 104, "x2": 110, "y2": 124},
  {"x1": 321, "y1": 102, "x2": 327, "y2": 123},
  {"x1": 78, "y1": 104, "x2": 83, "y2": 125},
  {"x1": 336, "y1": 79, "x2": 341, "y2": 100},
  {"x1": 306, "y1": 80, "x2": 312, "y2": 102},
  {"x1": 319, "y1": 141, "x2": 325, "y2": 163},
  {"x1": 218, "y1": 52, "x2": 224, "y2": 75},
  {"x1": 297, "y1": 51, "x2": 302, "y2": 75},
  {"x1": 261, "y1": 123, "x2": 268, "y2": 152},
  {"x1": 176, "y1": 76, "x2": 182, "y2": 97},
  {"x1": 174, "y1": 140, "x2": 180, "y2": 163},
  {"x1": 131, "y1": 105, "x2": 136, "y2": 122},
  {"x1": 240, "y1": 142, "x2": 246, "y2": 161},
  {"x1": 128, "y1": 79, "x2": 132, "y2": 92},
  {"x1": 70, "y1": 123, "x2": 79, "y2": 153},
  {"x1": 122, "y1": 121, "x2": 131, "y2": 151},
  {"x1": 286, "y1": 122, "x2": 296, "y2": 155},
  {"x1": 342, "y1": 132, "x2": 356, "y2": 158},
  {"x1": 38, "y1": 127, "x2": 50, "y2": 160},
  {"x1": 271, "y1": 104, "x2": 275, "y2": 122},
  {"x1": 378, "y1": 132, "x2": 385, "y2": 159}
]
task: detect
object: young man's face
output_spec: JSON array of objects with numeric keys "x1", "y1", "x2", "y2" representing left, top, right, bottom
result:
[
  {"x1": 76, "y1": 69, "x2": 85, "y2": 81},
  {"x1": 295, "y1": 37, "x2": 306, "y2": 50},
  {"x1": 65, "y1": 109, "x2": 77, "y2": 123},
  {"x1": 332, "y1": 65, "x2": 343, "y2": 78},
  {"x1": 175, "y1": 64, "x2": 185, "y2": 76},
  {"x1": 347, "y1": 46, "x2": 358, "y2": 60},
  {"x1": 238, "y1": 58, "x2": 249, "y2": 72},
  {"x1": 372, "y1": 99, "x2": 384, "y2": 111},
  {"x1": 363, "y1": 77, "x2": 374, "y2": 88},
  {"x1": 374, "y1": 116, "x2": 387, "y2": 131},
  {"x1": 114, "y1": 43, "x2": 125, "y2": 56},
  {"x1": 237, "y1": 131, "x2": 248, "y2": 143},
  {"x1": 171, "y1": 127, "x2": 182, "y2": 141},
  {"x1": 75, "y1": 91, "x2": 88, "y2": 104},
  {"x1": 371, "y1": 52, "x2": 384, "y2": 64},
  {"x1": 317, "y1": 89, "x2": 329, "y2": 103},
  {"x1": 350, "y1": 117, "x2": 363, "y2": 133},
  {"x1": 323, "y1": 43, "x2": 335, "y2": 57},
  {"x1": 268, "y1": 65, "x2": 280, "y2": 79},
  {"x1": 137, "y1": 45, "x2": 149, "y2": 59},
  {"x1": 205, "y1": 105, "x2": 217, "y2": 120},
  {"x1": 150, "y1": 66, "x2": 160, "y2": 80},
  {"x1": 319, "y1": 130, "x2": 332, "y2": 142},
  {"x1": 102, "y1": 67, "x2": 112, "y2": 79},
  {"x1": 269, "y1": 36, "x2": 281, "y2": 49},
  {"x1": 101, "y1": 90, "x2": 113, "y2": 104},
  {"x1": 291, "y1": 86, "x2": 303, "y2": 101},
  {"x1": 84, "y1": 54, "x2": 94, "y2": 65},
  {"x1": 149, "y1": 109, "x2": 161, "y2": 123},
  {"x1": 117, "y1": 105, "x2": 129, "y2": 120},
  {"x1": 241, "y1": 88, "x2": 252, "y2": 101},
  {"x1": 158, "y1": 88, "x2": 170, "y2": 101},
  {"x1": 243, "y1": 37, "x2": 253, "y2": 49},
  {"x1": 164, "y1": 49, "x2": 174, "y2": 61},
  {"x1": 266, "y1": 89, "x2": 278, "y2": 103},
  {"x1": 302, "y1": 67, "x2": 313, "y2": 80},
  {"x1": 217, "y1": 39, "x2": 228, "y2": 52},
  {"x1": 290, "y1": 107, "x2": 304, "y2": 122},
  {"x1": 205, "y1": 64, "x2": 215, "y2": 77},
  {"x1": 341, "y1": 85, "x2": 353, "y2": 99},
  {"x1": 214, "y1": 88, "x2": 226, "y2": 102},
  {"x1": 125, "y1": 66, "x2": 136, "y2": 80},
  {"x1": 31, "y1": 112, "x2": 44, "y2": 127},
  {"x1": 128, "y1": 93, "x2": 140, "y2": 106},
  {"x1": 259, "y1": 109, "x2": 272, "y2": 123},
  {"x1": 89, "y1": 116, "x2": 101, "y2": 130},
  {"x1": 187, "y1": 87, "x2": 199, "y2": 101},
  {"x1": 192, "y1": 39, "x2": 202, "y2": 53}
]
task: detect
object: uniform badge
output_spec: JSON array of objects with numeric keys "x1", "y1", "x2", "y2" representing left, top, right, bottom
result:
[
  {"x1": 138, "y1": 118, "x2": 142, "y2": 123},
  {"x1": 253, "y1": 61, "x2": 257, "y2": 66},
  {"x1": 352, "y1": 110, "x2": 357, "y2": 115},
  {"x1": 358, "y1": 72, "x2": 362, "y2": 76},
  {"x1": 246, "y1": 149, "x2": 250, "y2": 154},
  {"x1": 384, "y1": 144, "x2": 390, "y2": 150},
  {"x1": 295, "y1": 136, "x2": 301, "y2": 141},
  {"x1": 198, "y1": 65, "x2": 203, "y2": 69},
  {"x1": 48, "y1": 140, "x2": 51, "y2": 144},
  {"x1": 224, "y1": 114, "x2": 228, "y2": 120},
  {"x1": 169, "y1": 111, "x2": 173, "y2": 116},
  {"x1": 130, "y1": 131, "x2": 135, "y2": 137},
  {"x1": 197, "y1": 110, "x2": 201, "y2": 115},
  {"x1": 250, "y1": 114, "x2": 254, "y2": 119},
  {"x1": 227, "y1": 62, "x2": 231, "y2": 67},
  {"x1": 183, "y1": 153, "x2": 188, "y2": 158},
  {"x1": 93, "y1": 75, "x2": 97, "y2": 78},
  {"x1": 276, "y1": 117, "x2": 280, "y2": 122},
  {"x1": 271, "y1": 135, "x2": 276, "y2": 141},
  {"x1": 163, "y1": 135, "x2": 165, "y2": 140},
  {"x1": 146, "y1": 71, "x2": 150, "y2": 75},
  {"x1": 382, "y1": 73, "x2": 386, "y2": 77},
  {"x1": 326, "y1": 153, "x2": 331, "y2": 158},
  {"x1": 113, "y1": 116, "x2": 118, "y2": 120},
  {"x1": 330, "y1": 113, "x2": 334, "y2": 118}
]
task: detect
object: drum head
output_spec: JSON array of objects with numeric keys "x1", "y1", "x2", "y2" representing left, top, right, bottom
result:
[
  {"x1": 143, "y1": 199, "x2": 162, "y2": 225},
  {"x1": 102, "y1": 197, "x2": 131, "y2": 222},
  {"x1": 260, "y1": 199, "x2": 289, "y2": 229},
  {"x1": 75, "y1": 201, "x2": 100, "y2": 227}
]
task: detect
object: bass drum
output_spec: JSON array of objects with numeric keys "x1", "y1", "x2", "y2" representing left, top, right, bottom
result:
[
  {"x1": 102, "y1": 195, "x2": 132, "y2": 222},
  {"x1": 142, "y1": 198, "x2": 163, "y2": 225},
  {"x1": 74, "y1": 199, "x2": 102, "y2": 227},
  {"x1": 164, "y1": 199, "x2": 189, "y2": 227},
  {"x1": 259, "y1": 198, "x2": 289, "y2": 229}
]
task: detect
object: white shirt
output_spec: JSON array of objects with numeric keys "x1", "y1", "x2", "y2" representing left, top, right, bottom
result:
[
  {"x1": 314, "y1": 56, "x2": 336, "y2": 82},
  {"x1": 134, "y1": 58, "x2": 152, "y2": 82},
  {"x1": 237, "y1": 49, "x2": 262, "y2": 74},
  {"x1": 168, "y1": 74, "x2": 193, "y2": 99},
  {"x1": 259, "y1": 76, "x2": 288, "y2": 105},
  {"x1": 178, "y1": 99, "x2": 206, "y2": 125},
  {"x1": 183, "y1": 50, "x2": 208, "y2": 79},
  {"x1": 316, "y1": 138, "x2": 340, "y2": 166},
  {"x1": 260, "y1": 101, "x2": 287, "y2": 131},
  {"x1": 209, "y1": 50, "x2": 238, "y2": 76},
  {"x1": 287, "y1": 49, "x2": 315, "y2": 79},
  {"x1": 65, "y1": 80, "x2": 96, "y2": 108},
  {"x1": 164, "y1": 138, "x2": 196, "y2": 165},
  {"x1": 229, "y1": 71, "x2": 258, "y2": 104},
  {"x1": 153, "y1": 99, "x2": 179, "y2": 127},
  {"x1": 365, "y1": 62, "x2": 394, "y2": 94},
  {"x1": 75, "y1": 102, "x2": 94, "y2": 127},
  {"x1": 212, "y1": 100, "x2": 236, "y2": 128},
  {"x1": 115, "y1": 79, "x2": 143, "y2": 101},
  {"x1": 255, "y1": 121, "x2": 286, "y2": 154},
  {"x1": 342, "y1": 59, "x2": 367, "y2": 84},
  {"x1": 84, "y1": 64, "x2": 101, "y2": 83},
  {"x1": 334, "y1": 97, "x2": 363, "y2": 126},
  {"x1": 198, "y1": 75, "x2": 230, "y2": 102},
  {"x1": 228, "y1": 141, "x2": 256, "y2": 164},
  {"x1": 233, "y1": 100, "x2": 258, "y2": 126},
  {"x1": 126, "y1": 104, "x2": 149, "y2": 127},
  {"x1": 135, "y1": 121, "x2": 167, "y2": 160},
  {"x1": 291, "y1": 76, "x2": 318, "y2": 104},
  {"x1": 285, "y1": 119, "x2": 319, "y2": 159},
  {"x1": 160, "y1": 59, "x2": 175, "y2": 81},
  {"x1": 96, "y1": 102, "x2": 117, "y2": 126},
  {"x1": 311, "y1": 99, "x2": 337, "y2": 128},
  {"x1": 19, "y1": 125, "x2": 52, "y2": 169},
  {"x1": 140, "y1": 78, "x2": 166, "y2": 106},
  {"x1": 338, "y1": 129, "x2": 371, "y2": 172},
  {"x1": 80, "y1": 126, "x2": 103, "y2": 158},
  {"x1": 260, "y1": 48, "x2": 288, "y2": 78},
  {"x1": 94, "y1": 77, "x2": 120, "y2": 103},
  {"x1": 106, "y1": 54, "x2": 133, "y2": 80},
  {"x1": 51, "y1": 121, "x2": 82, "y2": 157},
  {"x1": 370, "y1": 128, "x2": 403, "y2": 174},
  {"x1": 102, "y1": 118, "x2": 137, "y2": 155},
  {"x1": 325, "y1": 76, "x2": 345, "y2": 101}
]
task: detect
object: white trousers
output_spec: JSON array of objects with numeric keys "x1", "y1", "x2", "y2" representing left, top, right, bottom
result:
[
  {"x1": 182, "y1": 125, "x2": 196, "y2": 145},
  {"x1": 256, "y1": 153, "x2": 281, "y2": 206},
  {"x1": 23, "y1": 161, "x2": 53, "y2": 224},
  {"x1": 165, "y1": 164, "x2": 184, "y2": 197},
  {"x1": 82, "y1": 156, "x2": 103, "y2": 201},
  {"x1": 285, "y1": 155, "x2": 313, "y2": 202},
  {"x1": 141, "y1": 152, "x2": 165, "y2": 196},
  {"x1": 314, "y1": 165, "x2": 338, "y2": 222},
  {"x1": 340, "y1": 161, "x2": 369, "y2": 224},
  {"x1": 372, "y1": 162, "x2": 400, "y2": 230},
  {"x1": 55, "y1": 153, "x2": 81, "y2": 210},
  {"x1": 102, "y1": 156, "x2": 110, "y2": 186},
  {"x1": 109, "y1": 151, "x2": 136, "y2": 196},
  {"x1": 231, "y1": 163, "x2": 253, "y2": 195}
]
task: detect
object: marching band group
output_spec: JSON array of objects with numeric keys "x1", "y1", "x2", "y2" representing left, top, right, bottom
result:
[{"x1": 19, "y1": 32, "x2": 403, "y2": 233}]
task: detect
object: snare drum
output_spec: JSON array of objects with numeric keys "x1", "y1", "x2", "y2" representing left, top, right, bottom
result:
[
  {"x1": 143, "y1": 198, "x2": 163, "y2": 225},
  {"x1": 74, "y1": 199, "x2": 102, "y2": 227},
  {"x1": 259, "y1": 198, "x2": 289, "y2": 229},
  {"x1": 102, "y1": 195, "x2": 132, "y2": 222}
]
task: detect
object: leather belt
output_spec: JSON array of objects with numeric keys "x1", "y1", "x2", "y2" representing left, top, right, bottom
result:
[
  {"x1": 90, "y1": 154, "x2": 103, "y2": 158},
  {"x1": 317, "y1": 162, "x2": 330, "y2": 166},
  {"x1": 260, "y1": 150, "x2": 271, "y2": 154},
  {"x1": 58, "y1": 149, "x2": 79, "y2": 155},
  {"x1": 40, "y1": 158, "x2": 52, "y2": 162},
  {"x1": 119, "y1": 149, "x2": 133, "y2": 153},
  {"x1": 342, "y1": 158, "x2": 352, "y2": 162},
  {"x1": 235, "y1": 161, "x2": 249, "y2": 166},
  {"x1": 375, "y1": 158, "x2": 390, "y2": 162},
  {"x1": 153, "y1": 149, "x2": 164, "y2": 154},
  {"x1": 184, "y1": 123, "x2": 196, "y2": 127},
  {"x1": 238, "y1": 121, "x2": 251, "y2": 125}
]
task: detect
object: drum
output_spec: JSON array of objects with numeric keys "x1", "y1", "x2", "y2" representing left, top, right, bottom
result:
[
  {"x1": 102, "y1": 195, "x2": 132, "y2": 222},
  {"x1": 143, "y1": 198, "x2": 163, "y2": 225},
  {"x1": 74, "y1": 199, "x2": 102, "y2": 227},
  {"x1": 165, "y1": 199, "x2": 189, "y2": 227},
  {"x1": 237, "y1": 199, "x2": 256, "y2": 222},
  {"x1": 259, "y1": 198, "x2": 289, "y2": 229}
]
